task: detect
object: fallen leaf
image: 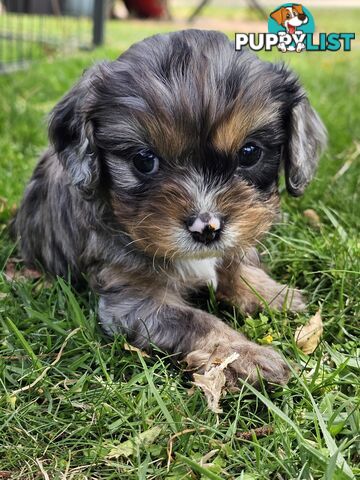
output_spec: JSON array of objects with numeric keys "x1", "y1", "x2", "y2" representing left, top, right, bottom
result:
[
  {"x1": 192, "y1": 352, "x2": 239, "y2": 413},
  {"x1": 106, "y1": 426, "x2": 162, "y2": 459},
  {"x1": 303, "y1": 209, "x2": 321, "y2": 228},
  {"x1": 0, "y1": 472, "x2": 12, "y2": 479},
  {"x1": 4, "y1": 257, "x2": 43, "y2": 282},
  {"x1": 295, "y1": 310, "x2": 323, "y2": 354}
]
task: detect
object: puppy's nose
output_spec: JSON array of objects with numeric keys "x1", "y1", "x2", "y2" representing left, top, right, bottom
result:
[
  {"x1": 186, "y1": 212, "x2": 222, "y2": 244},
  {"x1": 298, "y1": 13, "x2": 306, "y2": 20}
]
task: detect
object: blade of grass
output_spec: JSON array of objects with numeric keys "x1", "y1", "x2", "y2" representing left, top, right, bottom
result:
[
  {"x1": 4, "y1": 317, "x2": 42, "y2": 370},
  {"x1": 138, "y1": 353, "x2": 178, "y2": 433},
  {"x1": 239, "y1": 380, "x2": 354, "y2": 479},
  {"x1": 57, "y1": 277, "x2": 87, "y2": 330},
  {"x1": 295, "y1": 372, "x2": 355, "y2": 479},
  {"x1": 176, "y1": 453, "x2": 223, "y2": 480}
]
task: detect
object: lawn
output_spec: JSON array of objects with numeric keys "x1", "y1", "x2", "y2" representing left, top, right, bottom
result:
[{"x1": 0, "y1": 7, "x2": 359, "y2": 480}]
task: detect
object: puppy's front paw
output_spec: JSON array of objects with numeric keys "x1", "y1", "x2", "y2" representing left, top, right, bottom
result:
[{"x1": 185, "y1": 338, "x2": 290, "y2": 388}]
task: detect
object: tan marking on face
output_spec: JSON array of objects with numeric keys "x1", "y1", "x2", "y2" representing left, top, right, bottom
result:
[
  {"x1": 215, "y1": 181, "x2": 279, "y2": 250},
  {"x1": 111, "y1": 178, "x2": 191, "y2": 259},
  {"x1": 211, "y1": 102, "x2": 281, "y2": 154},
  {"x1": 141, "y1": 112, "x2": 192, "y2": 160}
]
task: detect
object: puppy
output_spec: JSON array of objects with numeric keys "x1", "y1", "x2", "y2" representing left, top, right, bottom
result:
[
  {"x1": 270, "y1": 4, "x2": 308, "y2": 52},
  {"x1": 13, "y1": 30, "x2": 326, "y2": 387}
]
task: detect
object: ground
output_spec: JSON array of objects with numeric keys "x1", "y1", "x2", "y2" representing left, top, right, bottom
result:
[{"x1": 0, "y1": 5, "x2": 359, "y2": 480}]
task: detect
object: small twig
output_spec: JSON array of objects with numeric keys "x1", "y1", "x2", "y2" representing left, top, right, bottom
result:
[
  {"x1": 11, "y1": 328, "x2": 80, "y2": 396},
  {"x1": 167, "y1": 427, "x2": 208, "y2": 471},
  {"x1": 0, "y1": 472, "x2": 12, "y2": 479},
  {"x1": 36, "y1": 459, "x2": 50, "y2": 480},
  {"x1": 236, "y1": 425, "x2": 274, "y2": 440}
]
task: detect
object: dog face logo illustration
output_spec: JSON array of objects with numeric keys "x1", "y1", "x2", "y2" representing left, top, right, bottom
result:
[
  {"x1": 270, "y1": 4, "x2": 308, "y2": 35},
  {"x1": 268, "y1": 3, "x2": 314, "y2": 52}
]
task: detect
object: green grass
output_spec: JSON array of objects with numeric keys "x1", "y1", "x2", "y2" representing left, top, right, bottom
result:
[{"x1": 0, "y1": 8, "x2": 360, "y2": 480}]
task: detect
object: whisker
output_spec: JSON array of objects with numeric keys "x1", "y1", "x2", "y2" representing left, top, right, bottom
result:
[{"x1": 135, "y1": 213, "x2": 155, "y2": 227}]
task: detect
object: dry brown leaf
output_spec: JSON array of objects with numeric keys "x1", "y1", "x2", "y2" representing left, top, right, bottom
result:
[
  {"x1": 0, "y1": 472, "x2": 12, "y2": 479},
  {"x1": 303, "y1": 209, "x2": 321, "y2": 228},
  {"x1": 4, "y1": 257, "x2": 43, "y2": 282},
  {"x1": 192, "y1": 352, "x2": 239, "y2": 413},
  {"x1": 295, "y1": 310, "x2": 323, "y2": 354}
]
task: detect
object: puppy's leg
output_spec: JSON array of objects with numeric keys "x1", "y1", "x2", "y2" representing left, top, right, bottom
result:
[
  {"x1": 217, "y1": 252, "x2": 306, "y2": 314},
  {"x1": 97, "y1": 286, "x2": 290, "y2": 386}
]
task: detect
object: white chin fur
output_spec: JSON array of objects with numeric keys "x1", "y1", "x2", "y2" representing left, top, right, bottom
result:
[{"x1": 175, "y1": 257, "x2": 219, "y2": 290}]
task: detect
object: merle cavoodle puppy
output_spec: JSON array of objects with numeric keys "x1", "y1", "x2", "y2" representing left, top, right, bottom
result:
[{"x1": 13, "y1": 29, "x2": 326, "y2": 387}]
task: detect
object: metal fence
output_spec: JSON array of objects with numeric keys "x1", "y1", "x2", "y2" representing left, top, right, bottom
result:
[{"x1": 0, "y1": 0, "x2": 107, "y2": 73}]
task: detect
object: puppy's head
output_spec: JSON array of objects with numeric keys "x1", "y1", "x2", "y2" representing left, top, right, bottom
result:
[{"x1": 49, "y1": 29, "x2": 326, "y2": 260}]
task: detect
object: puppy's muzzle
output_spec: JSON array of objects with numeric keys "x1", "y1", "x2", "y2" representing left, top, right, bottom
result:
[{"x1": 186, "y1": 212, "x2": 222, "y2": 245}]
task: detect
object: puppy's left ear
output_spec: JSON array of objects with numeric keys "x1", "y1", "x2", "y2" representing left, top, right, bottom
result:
[{"x1": 284, "y1": 95, "x2": 327, "y2": 196}]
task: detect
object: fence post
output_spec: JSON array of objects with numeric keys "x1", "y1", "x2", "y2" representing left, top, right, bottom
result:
[{"x1": 93, "y1": 0, "x2": 106, "y2": 46}]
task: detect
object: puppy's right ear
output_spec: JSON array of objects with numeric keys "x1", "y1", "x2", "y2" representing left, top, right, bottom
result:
[{"x1": 48, "y1": 67, "x2": 100, "y2": 197}]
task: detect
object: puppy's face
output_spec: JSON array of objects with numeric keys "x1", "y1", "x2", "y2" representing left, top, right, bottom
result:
[{"x1": 49, "y1": 30, "x2": 326, "y2": 261}]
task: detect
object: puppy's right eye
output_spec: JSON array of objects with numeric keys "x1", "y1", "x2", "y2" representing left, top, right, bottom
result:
[
  {"x1": 237, "y1": 143, "x2": 262, "y2": 167},
  {"x1": 133, "y1": 150, "x2": 160, "y2": 175}
]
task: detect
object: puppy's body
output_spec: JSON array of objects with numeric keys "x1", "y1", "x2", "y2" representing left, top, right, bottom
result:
[{"x1": 14, "y1": 30, "x2": 326, "y2": 386}]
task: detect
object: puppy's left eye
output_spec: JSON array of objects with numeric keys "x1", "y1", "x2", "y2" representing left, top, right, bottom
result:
[
  {"x1": 133, "y1": 150, "x2": 160, "y2": 175},
  {"x1": 237, "y1": 143, "x2": 262, "y2": 167}
]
